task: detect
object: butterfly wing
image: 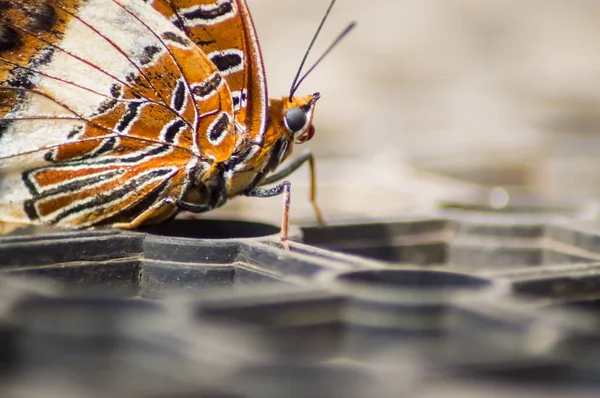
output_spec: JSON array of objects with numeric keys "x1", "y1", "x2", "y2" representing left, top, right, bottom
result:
[
  {"x1": 0, "y1": 0, "x2": 237, "y2": 227},
  {"x1": 151, "y1": 0, "x2": 268, "y2": 141}
]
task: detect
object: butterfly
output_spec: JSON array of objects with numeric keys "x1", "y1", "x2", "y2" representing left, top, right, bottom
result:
[{"x1": 0, "y1": 0, "x2": 353, "y2": 249}]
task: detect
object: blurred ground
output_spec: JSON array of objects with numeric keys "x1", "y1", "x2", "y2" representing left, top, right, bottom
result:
[{"x1": 213, "y1": 0, "x2": 600, "y2": 225}]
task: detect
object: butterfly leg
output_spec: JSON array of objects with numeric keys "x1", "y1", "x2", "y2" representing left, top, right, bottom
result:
[
  {"x1": 172, "y1": 172, "x2": 228, "y2": 213},
  {"x1": 112, "y1": 175, "x2": 225, "y2": 228},
  {"x1": 245, "y1": 182, "x2": 292, "y2": 251},
  {"x1": 173, "y1": 200, "x2": 213, "y2": 213},
  {"x1": 259, "y1": 150, "x2": 325, "y2": 225},
  {"x1": 114, "y1": 197, "x2": 218, "y2": 228},
  {"x1": 111, "y1": 200, "x2": 178, "y2": 229}
]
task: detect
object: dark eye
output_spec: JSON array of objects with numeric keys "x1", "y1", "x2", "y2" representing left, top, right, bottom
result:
[{"x1": 284, "y1": 106, "x2": 308, "y2": 133}]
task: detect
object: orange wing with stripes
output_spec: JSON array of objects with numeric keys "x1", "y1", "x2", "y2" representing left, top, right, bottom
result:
[
  {"x1": 0, "y1": 0, "x2": 237, "y2": 227},
  {"x1": 150, "y1": 0, "x2": 269, "y2": 141}
]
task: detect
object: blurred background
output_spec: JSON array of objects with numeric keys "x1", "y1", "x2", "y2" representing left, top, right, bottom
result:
[
  {"x1": 5, "y1": 3, "x2": 600, "y2": 397},
  {"x1": 213, "y1": 0, "x2": 600, "y2": 225}
]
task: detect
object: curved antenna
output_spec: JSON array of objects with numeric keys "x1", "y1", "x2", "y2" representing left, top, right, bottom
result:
[
  {"x1": 288, "y1": 0, "x2": 337, "y2": 100},
  {"x1": 289, "y1": 22, "x2": 355, "y2": 98}
]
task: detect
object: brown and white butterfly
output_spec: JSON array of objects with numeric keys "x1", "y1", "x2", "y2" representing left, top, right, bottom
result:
[{"x1": 0, "y1": 0, "x2": 352, "y2": 249}]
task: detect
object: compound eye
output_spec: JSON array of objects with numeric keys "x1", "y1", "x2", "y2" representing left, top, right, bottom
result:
[{"x1": 284, "y1": 106, "x2": 308, "y2": 133}]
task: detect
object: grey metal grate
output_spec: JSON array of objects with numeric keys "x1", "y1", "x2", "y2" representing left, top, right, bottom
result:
[{"x1": 2, "y1": 194, "x2": 600, "y2": 397}]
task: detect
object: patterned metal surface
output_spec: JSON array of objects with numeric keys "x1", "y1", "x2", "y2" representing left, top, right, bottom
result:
[{"x1": 1, "y1": 192, "x2": 600, "y2": 397}]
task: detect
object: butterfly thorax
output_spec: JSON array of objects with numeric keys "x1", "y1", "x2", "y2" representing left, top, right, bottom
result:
[{"x1": 222, "y1": 93, "x2": 319, "y2": 198}]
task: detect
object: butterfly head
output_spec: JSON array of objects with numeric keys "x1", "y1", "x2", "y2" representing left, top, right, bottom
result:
[
  {"x1": 282, "y1": 0, "x2": 354, "y2": 146},
  {"x1": 282, "y1": 92, "x2": 320, "y2": 144}
]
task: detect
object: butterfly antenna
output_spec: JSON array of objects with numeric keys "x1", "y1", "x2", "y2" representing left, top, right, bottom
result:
[
  {"x1": 289, "y1": 0, "x2": 337, "y2": 100},
  {"x1": 290, "y1": 21, "x2": 355, "y2": 98}
]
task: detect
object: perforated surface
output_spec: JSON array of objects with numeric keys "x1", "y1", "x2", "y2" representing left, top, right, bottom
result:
[{"x1": 2, "y1": 191, "x2": 600, "y2": 397}]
